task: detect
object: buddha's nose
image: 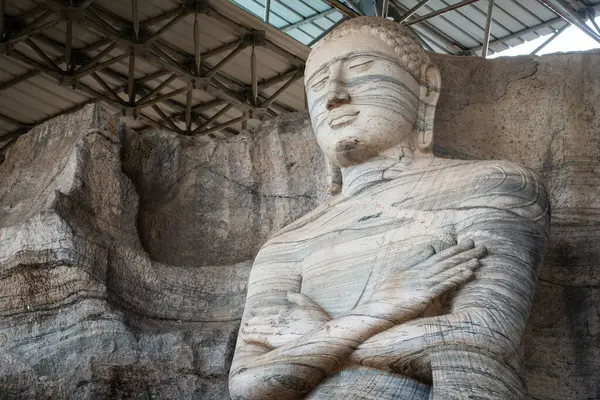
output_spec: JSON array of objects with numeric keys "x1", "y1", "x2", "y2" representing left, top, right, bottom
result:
[{"x1": 326, "y1": 78, "x2": 351, "y2": 110}]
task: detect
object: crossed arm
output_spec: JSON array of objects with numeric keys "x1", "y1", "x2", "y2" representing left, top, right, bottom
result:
[
  {"x1": 229, "y1": 242, "x2": 485, "y2": 399},
  {"x1": 352, "y1": 166, "x2": 551, "y2": 398}
]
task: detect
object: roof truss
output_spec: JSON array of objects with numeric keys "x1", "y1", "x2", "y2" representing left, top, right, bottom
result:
[{"x1": 0, "y1": 0, "x2": 306, "y2": 144}]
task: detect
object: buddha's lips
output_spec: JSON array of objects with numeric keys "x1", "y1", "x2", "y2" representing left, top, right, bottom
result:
[{"x1": 328, "y1": 111, "x2": 360, "y2": 127}]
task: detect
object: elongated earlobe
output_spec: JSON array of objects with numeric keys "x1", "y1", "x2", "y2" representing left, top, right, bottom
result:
[
  {"x1": 326, "y1": 158, "x2": 342, "y2": 197},
  {"x1": 415, "y1": 63, "x2": 441, "y2": 155}
]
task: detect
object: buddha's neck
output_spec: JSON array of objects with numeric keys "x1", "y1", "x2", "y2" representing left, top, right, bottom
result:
[{"x1": 340, "y1": 146, "x2": 431, "y2": 196}]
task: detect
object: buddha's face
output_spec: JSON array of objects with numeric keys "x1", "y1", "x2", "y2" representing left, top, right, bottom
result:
[{"x1": 305, "y1": 32, "x2": 423, "y2": 167}]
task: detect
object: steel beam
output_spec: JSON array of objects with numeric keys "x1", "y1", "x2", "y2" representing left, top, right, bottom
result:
[
  {"x1": 141, "y1": 6, "x2": 185, "y2": 28},
  {"x1": 530, "y1": 22, "x2": 569, "y2": 55},
  {"x1": 136, "y1": 86, "x2": 188, "y2": 109},
  {"x1": 65, "y1": 18, "x2": 73, "y2": 71},
  {"x1": 481, "y1": 0, "x2": 495, "y2": 58},
  {"x1": 205, "y1": 41, "x2": 248, "y2": 78},
  {"x1": 271, "y1": 0, "x2": 338, "y2": 39},
  {"x1": 251, "y1": 44, "x2": 258, "y2": 105},
  {"x1": 381, "y1": 0, "x2": 390, "y2": 18},
  {"x1": 261, "y1": 72, "x2": 302, "y2": 107},
  {"x1": 403, "y1": 0, "x2": 481, "y2": 26},
  {"x1": 73, "y1": 53, "x2": 129, "y2": 79},
  {"x1": 281, "y1": 9, "x2": 338, "y2": 32},
  {"x1": 467, "y1": 4, "x2": 600, "y2": 53},
  {"x1": 146, "y1": 9, "x2": 188, "y2": 43},
  {"x1": 0, "y1": 0, "x2": 5, "y2": 40},
  {"x1": 308, "y1": 17, "x2": 348, "y2": 46},
  {"x1": 263, "y1": 0, "x2": 271, "y2": 23},
  {"x1": 137, "y1": 73, "x2": 178, "y2": 104},
  {"x1": 152, "y1": 104, "x2": 183, "y2": 133},
  {"x1": 127, "y1": 1, "x2": 136, "y2": 41},
  {"x1": 386, "y1": 2, "x2": 466, "y2": 53},
  {"x1": 193, "y1": 12, "x2": 201, "y2": 75},
  {"x1": 193, "y1": 103, "x2": 233, "y2": 134},
  {"x1": 25, "y1": 38, "x2": 63, "y2": 73},
  {"x1": 538, "y1": 0, "x2": 600, "y2": 44},
  {"x1": 397, "y1": 0, "x2": 431, "y2": 24},
  {"x1": 199, "y1": 115, "x2": 246, "y2": 136},
  {"x1": 323, "y1": 0, "x2": 361, "y2": 18},
  {"x1": 589, "y1": 9, "x2": 600, "y2": 35},
  {"x1": 185, "y1": 88, "x2": 192, "y2": 132},
  {"x1": 91, "y1": 72, "x2": 125, "y2": 104}
]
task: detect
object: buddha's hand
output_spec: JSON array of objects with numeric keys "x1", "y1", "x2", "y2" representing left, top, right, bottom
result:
[
  {"x1": 241, "y1": 291, "x2": 331, "y2": 349},
  {"x1": 353, "y1": 240, "x2": 486, "y2": 323}
]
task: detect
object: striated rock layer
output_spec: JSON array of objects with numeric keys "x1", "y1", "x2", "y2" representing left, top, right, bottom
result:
[
  {"x1": 0, "y1": 107, "x2": 319, "y2": 399},
  {"x1": 1, "y1": 51, "x2": 599, "y2": 399}
]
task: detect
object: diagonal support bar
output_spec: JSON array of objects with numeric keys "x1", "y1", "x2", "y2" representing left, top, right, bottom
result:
[
  {"x1": 538, "y1": 0, "x2": 600, "y2": 44},
  {"x1": 197, "y1": 115, "x2": 246, "y2": 136},
  {"x1": 481, "y1": 0, "x2": 495, "y2": 58},
  {"x1": 91, "y1": 72, "x2": 125, "y2": 104},
  {"x1": 397, "y1": 0, "x2": 432, "y2": 24},
  {"x1": 25, "y1": 38, "x2": 63, "y2": 73},
  {"x1": 261, "y1": 72, "x2": 302, "y2": 107},
  {"x1": 402, "y1": 0, "x2": 481, "y2": 26},
  {"x1": 281, "y1": 9, "x2": 337, "y2": 32},
  {"x1": 193, "y1": 103, "x2": 233, "y2": 134},
  {"x1": 205, "y1": 41, "x2": 249, "y2": 78},
  {"x1": 530, "y1": 22, "x2": 569, "y2": 55}
]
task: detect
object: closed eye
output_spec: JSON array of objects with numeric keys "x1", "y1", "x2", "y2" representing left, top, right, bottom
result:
[
  {"x1": 311, "y1": 76, "x2": 328, "y2": 90},
  {"x1": 349, "y1": 60, "x2": 374, "y2": 71}
]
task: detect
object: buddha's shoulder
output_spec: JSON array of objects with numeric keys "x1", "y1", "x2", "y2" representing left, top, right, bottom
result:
[
  {"x1": 438, "y1": 159, "x2": 550, "y2": 218},
  {"x1": 435, "y1": 158, "x2": 535, "y2": 177},
  {"x1": 434, "y1": 158, "x2": 545, "y2": 191}
]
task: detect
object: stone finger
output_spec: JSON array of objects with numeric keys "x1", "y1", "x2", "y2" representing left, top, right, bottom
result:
[
  {"x1": 429, "y1": 270, "x2": 474, "y2": 297},
  {"x1": 428, "y1": 259, "x2": 479, "y2": 286},
  {"x1": 424, "y1": 246, "x2": 486, "y2": 277},
  {"x1": 412, "y1": 240, "x2": 475, "y2": 270}
]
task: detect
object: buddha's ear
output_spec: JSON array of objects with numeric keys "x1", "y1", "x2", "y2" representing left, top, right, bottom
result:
[
  {"x1": 325, "y1": 158, "x2": 342, "y2": 197},
  {"x1": 419, "y1": 63, "x2": 441, "y2": 107},
  {"x1": 415, "y1": 62, "x2": 441, "y2": 155}
]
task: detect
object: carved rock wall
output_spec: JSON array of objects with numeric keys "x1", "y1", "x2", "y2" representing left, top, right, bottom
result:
[{"x1": 0, "y1": 50, "x2": 599, "y2": 400}]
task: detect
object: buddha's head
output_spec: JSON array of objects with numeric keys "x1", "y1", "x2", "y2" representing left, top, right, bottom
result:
[{"x1": 305, "y1": 17, "x2": 441, "y2": 175}]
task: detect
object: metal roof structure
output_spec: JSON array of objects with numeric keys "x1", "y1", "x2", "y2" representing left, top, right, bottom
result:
[
  {"x1": 233, "y1": 0, "x2": 600, "y2": 54},
  {"x1": 0, "y1": 0, "x2": 309, "y2": 152},
  {"x1": 1, "y1": 0, "x2": 600, "y2": 155}
]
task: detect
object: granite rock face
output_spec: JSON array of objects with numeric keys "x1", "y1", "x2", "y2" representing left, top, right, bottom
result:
[
  {"x1": 121, "y1": 113, "x2": 326, "y2": 267},
  {"x1": 0, "y1": 51, "x2": 599, "y2": 400}
]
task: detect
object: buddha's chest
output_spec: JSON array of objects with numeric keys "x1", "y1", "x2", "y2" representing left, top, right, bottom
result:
[{"x1": 294, "y1": 199, "x2": 459, "y2": 317}]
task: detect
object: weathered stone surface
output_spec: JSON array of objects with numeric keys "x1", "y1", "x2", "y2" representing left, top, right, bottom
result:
[
  {"x1": 0, "y1": 106, "x2": 250, "y2": 399},
  {"x1": 0, "y1": 49, "x2": 599, "y2": 399},
  {"x1": 121, "y1": 112, "x2": 326, "y2": 266}
]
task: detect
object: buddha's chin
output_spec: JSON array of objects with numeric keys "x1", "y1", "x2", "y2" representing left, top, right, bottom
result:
[{"x1": 332, "y1": 136, "x2": 378, "y2": 166}]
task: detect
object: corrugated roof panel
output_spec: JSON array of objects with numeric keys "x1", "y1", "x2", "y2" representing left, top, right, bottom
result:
[
  {"x1": 406, "y1": 1, "x2": 485, "y2": 48},
  {"x1": 230, "y1": 0, "x2": 345, "y2": 45}
]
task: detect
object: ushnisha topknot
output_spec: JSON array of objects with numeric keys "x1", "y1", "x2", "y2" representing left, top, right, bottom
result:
[{"x1": 305, "y1": 16, "x2": 430, "y2": 83}]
